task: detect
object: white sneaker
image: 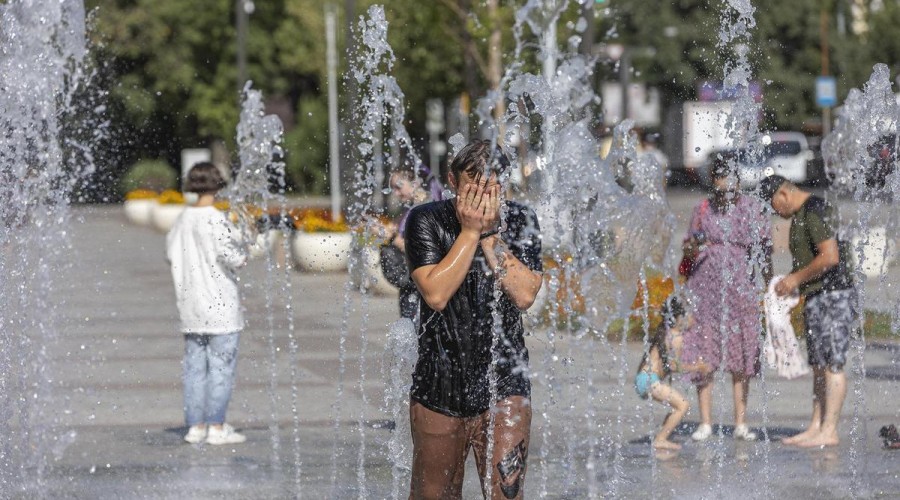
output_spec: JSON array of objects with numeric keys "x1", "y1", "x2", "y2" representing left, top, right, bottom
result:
[
  {"x1": 205, "y1": 423, "x2": 247, "y2": 445},
  {"x1": 184, "y1": 425, "x2": 207, "y2": 444},
  {"x1": 733, "y1": 424, "x2": 757, "y2": 442},
  {"x1": 692, "y1": 423, "x2": 713, "y2": 441}
]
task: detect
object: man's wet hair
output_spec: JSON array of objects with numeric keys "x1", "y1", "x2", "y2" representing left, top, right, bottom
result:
[
  {"x1": 757, "y1": 174, "x2": 788, "y2": 203},
  {"x1": 184, "y1": 162, "x2": 227, "y2": 194},
  {"x1": 449, "y1": 139, "x2": 511, "y2": 182}
]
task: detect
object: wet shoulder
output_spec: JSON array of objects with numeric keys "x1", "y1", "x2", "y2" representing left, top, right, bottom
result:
[
  {"x1": 408, "y1": 199, "x2": 453, "y2": 219},
  {"x1": 407, "y1": 199, "x2": 455, "y2": 229}
]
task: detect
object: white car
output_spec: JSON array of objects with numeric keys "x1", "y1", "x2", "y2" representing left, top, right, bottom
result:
[{"x1": 761, "y1": 132, "x2": 814, "y2": 185}]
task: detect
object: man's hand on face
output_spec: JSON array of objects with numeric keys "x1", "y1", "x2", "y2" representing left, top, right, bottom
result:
[
  {"x1": 455, "y1": 179, "x2": 488, "y2": 234},
  {"x1": 456, "y1": 175, "x2": 500, "y2": 235},
  {"x1": 480, "y1": 182, "x2": 500, "y2": 232}
]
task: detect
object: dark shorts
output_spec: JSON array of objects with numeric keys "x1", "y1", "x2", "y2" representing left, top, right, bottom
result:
[{"x1": 804, "y1": 288, "x2": 859, "y2": 371}]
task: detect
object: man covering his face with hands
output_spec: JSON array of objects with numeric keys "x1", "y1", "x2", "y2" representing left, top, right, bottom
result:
[{"x1": 404, "y1": 140, "x2": 542, "y2": 500}]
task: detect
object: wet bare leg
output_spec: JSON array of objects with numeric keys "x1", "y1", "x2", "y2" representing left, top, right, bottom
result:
[
  {"x1": 409, "y1": 402, "x2": 468, "y2": 500},
  {"x1": 784, "y1": 367, "x2": 825, "y2": 445},
  {"x1": 732, "y1": 372, "x2": 750, "y2": 427},
  {"x1": 797, "y1": 368, "x2": 845, "y2": 448},
  {"x1": 650, "y1": 383, "x2": 689, "y2": 450},
  {"x1": 697, "y1": 379, "x2": 713, "y2": 427},
  {"x1": 472, "y1": 397, "x2": 532, "y2": 500}
]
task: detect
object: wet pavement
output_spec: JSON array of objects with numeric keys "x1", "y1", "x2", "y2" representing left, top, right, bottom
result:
[{"x1": 21, "y1": 199, "x2": 900, "y2": 498}]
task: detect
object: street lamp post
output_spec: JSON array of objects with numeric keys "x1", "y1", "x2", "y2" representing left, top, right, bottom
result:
[
  {"x1": 326, "y1": 4, "x2": 341, "y2": 222},
  {"x1": 236, "y1": 0, "x2": 251, "y2": 94}
]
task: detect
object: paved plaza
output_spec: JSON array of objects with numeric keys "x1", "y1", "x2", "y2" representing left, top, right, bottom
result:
[{"x1": 26, "y1": 193, "x2": 900, "y2": 498}]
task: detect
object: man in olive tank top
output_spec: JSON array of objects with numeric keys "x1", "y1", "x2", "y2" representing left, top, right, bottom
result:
[{"x1": 759, "y1": 175, "x2": 858, "y2": 449}]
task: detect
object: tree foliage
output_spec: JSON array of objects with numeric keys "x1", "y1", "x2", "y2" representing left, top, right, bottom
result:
[{"x1": 86, "y1": 0, "x2": 898, "y2": 195}]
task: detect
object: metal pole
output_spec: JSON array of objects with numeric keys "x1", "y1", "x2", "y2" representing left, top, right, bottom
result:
[
  {"x1": 579, "y1": 0, "x2": 595, "y2": 56},
  {"x1": 326, "y1": 4, "x2": 342, "y2": 221},
  {"x1": 620, "y1": 49, "x2": 631, "y2": 122},
  {"x1": 374, "y1": 122, "x2": 384, "y2": 209},
  {"x1": 542, "y1": 21, "x2": 556, "y2": 155},
  {"x1": 821, "y1": 7, "x2": 831, "y2": 136},
  {"x1": 236, "y1": 0, "x2": 248, "y2": 93},
  {"x1": 342, "y1": 0, "x2": 357, "y2": 202},
  {"x1": 542, "y1": 23, "x2": 557, "y2": 85}
]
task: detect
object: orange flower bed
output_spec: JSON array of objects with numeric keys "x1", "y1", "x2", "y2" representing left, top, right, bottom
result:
[
  {"x1": 541, "y1": 255, "x2": 586, "y2": 321},
  {"x1": 124, "y1": 189, "x2": 158, "y2": 201},
  {"x1": 289, "y1": 208, "x2": 349, "y2": 233},
  {"x1": 157, "y1": 189, "x2": 184, "y2": 205},
  {"x1": 629, "y1": 271, "x2": 676, "y2": 339}
]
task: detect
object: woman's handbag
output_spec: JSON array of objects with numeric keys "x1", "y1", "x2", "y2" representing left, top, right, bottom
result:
[
  {"x1": 678, "y1": 253, "x2": 697, "y2": 278},
  {"x1": 379, "y1": 242, "x2": 411, "y2": 289}
]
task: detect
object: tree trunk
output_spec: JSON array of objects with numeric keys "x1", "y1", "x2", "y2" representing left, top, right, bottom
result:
[
  {"x1": 487, "y1": 0, "x2": 505, "y2": 134},
  {"x1": 459, "y1": 0, "x2": 480, "y2": 102}
]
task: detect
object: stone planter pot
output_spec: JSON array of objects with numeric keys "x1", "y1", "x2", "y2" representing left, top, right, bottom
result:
[
  {"x1": 291, "y1": 231, "x2": 353, "y2": 272},
  {"x1": 150, "y1": 203, "x2": 186, "y2": 233},
  {"x1": 359, "y1": 245, "x2": 399, "y2": 296},
  {"x1": 123, "y1": 199, "x2": 157, "y2": 227},
  {"x1": 852, "y1": 226, "x2": 895, "y2": 278}
]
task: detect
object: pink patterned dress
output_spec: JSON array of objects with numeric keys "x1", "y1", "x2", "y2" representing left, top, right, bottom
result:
[{"x1": 681, "y1": 195, "x2": 770, "y2": 382}]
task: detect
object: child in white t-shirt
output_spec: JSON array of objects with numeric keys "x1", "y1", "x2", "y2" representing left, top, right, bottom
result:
[{"x1": 166, "y1": 162, "x2": 248, "y2": 445}]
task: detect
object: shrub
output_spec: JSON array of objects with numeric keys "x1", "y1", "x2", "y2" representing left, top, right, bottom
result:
[
  {"x1": 283, "y1": 96, "x2": 328, "y2": 194},
  {"x1": 120, "y1": 159, "x2": 177, "y2": 196}
]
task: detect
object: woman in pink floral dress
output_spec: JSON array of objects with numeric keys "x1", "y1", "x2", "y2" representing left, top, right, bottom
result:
[{"x1": 681, "y1": 155, "x2": 771, "y2": 442}]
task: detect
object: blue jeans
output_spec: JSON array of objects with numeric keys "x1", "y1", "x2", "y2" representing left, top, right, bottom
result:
[{"x1": 183, "y1": 333, "x2": 240, "y2": 426}]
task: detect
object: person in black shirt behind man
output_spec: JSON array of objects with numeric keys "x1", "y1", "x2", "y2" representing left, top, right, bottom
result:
[{"x1": 405, "y1": 140, "x2": 542, "y2": 500}]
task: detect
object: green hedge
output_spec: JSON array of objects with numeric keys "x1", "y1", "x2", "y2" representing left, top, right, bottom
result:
[{"x1": 120, "y1": 159, "x2": 178, "y2": 195}]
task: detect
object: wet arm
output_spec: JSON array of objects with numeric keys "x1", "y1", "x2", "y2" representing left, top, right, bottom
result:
[
  {"x1": 481, "y1": 235, "x2": 542, "y2": 310},
  {"x1": 776, "y1": 238, "x2": 839, "y2": 296},
  {"x1": 410, "y1": 229, "x2": 480, "y2": 312}
]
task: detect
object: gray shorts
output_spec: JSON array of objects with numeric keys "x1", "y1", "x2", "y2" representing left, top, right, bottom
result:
[{"x1": 804, "y1": 288, "x2": 859, "y2": 371}]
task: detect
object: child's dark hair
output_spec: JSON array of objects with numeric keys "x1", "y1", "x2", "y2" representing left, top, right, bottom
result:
[
  {"x1": 184, "y1": 162, "x2": 226, "y2": 194},
  {"x1": 640, "y1": 295, "x2": 685, "y2": 375},
  {"x1": 660, "y1": 295, "x2": 685, "y2": 330},
  {"x1": 449, "y1": 140, "x2": 511, "y2": 181}
]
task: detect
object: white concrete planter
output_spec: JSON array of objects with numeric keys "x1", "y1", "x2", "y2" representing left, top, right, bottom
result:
[
  {"x1": 852, "y1": 226, "x2": 895, "y2": 278},
  {"x1": 150, "y1": 204, "x2": 186, "y2": 233},
  {"x1": 360, "y1": 245, "x2": 399, "y2": 296},
  {"x1": 291, "y1": 231, "x2": 353, "y2": 272},
  {"x1": 123, "y1": 199, "x2": 157, "y2": 227}
]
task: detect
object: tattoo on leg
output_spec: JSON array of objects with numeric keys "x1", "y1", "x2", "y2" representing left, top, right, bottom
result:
[{"x1": 496, "y1": 439, "x2": 528, "y2": 499}]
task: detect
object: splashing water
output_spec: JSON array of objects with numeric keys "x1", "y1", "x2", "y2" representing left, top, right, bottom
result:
[
  {"x1": 331, "y1": 6, "x2": 426, "y2": 498},
  {"x1": 382, "y1": 318, "x2": 418, "y2": 498},
  {"x1": 0, "y1": 0, "x2": 98, "y2": 493},
  {"x1": 230, "y1": 83, "x2": 299, "y2": 486},
  {"x1": 820, "y1": 63, "x2": 900, "y2": 497}
]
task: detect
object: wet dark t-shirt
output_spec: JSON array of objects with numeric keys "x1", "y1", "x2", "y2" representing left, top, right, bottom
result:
[{"x1": 405, "y1": 199, "x2": 542, "y2": 418}]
